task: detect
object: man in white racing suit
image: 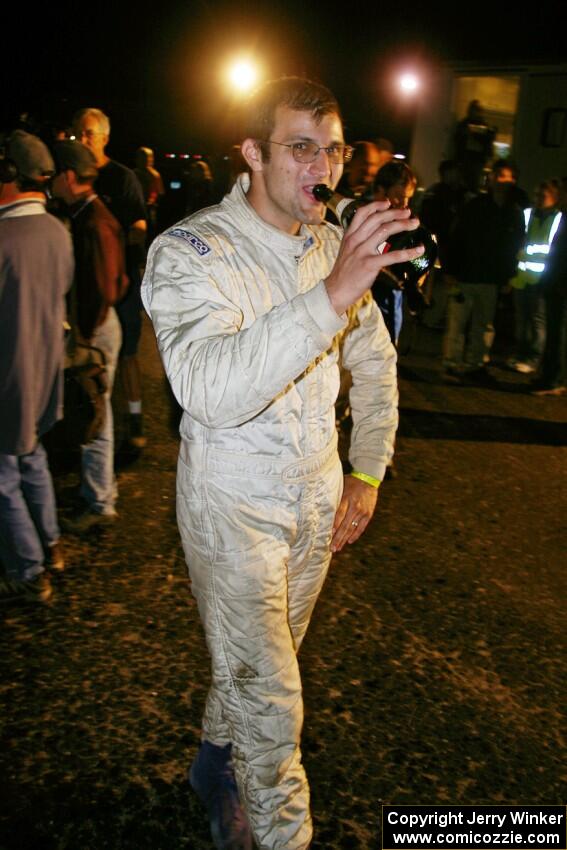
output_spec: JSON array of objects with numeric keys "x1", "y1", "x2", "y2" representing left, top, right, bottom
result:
[{"x1": 141, "y1": 77, "x2": 424, "y2": 850}]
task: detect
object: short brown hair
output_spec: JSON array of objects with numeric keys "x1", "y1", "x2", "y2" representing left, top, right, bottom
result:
[
  {"x1": 374, "y1": 161, "x2": 416, "y2": 191},
  {"x1": 243, "y1": 76, "x2": 341, "y2": 161}
]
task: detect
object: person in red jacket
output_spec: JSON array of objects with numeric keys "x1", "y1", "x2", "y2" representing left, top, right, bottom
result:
[{"x1": 53, "y1": 141, "x2": 128, "y2": 531}]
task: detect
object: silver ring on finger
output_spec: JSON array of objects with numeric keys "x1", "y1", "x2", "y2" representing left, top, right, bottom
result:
[
  {"x1": 351, "y1": 520, "x2": 359, "y2": 528},
  {"x1": 375, "y1": 239, "x2": 387, "y2": 255}
]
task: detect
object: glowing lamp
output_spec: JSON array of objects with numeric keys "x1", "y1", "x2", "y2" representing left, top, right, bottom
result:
[
  {"x1": 400, "y1": 73, "x2": 420, "y2": 94},
  {"x1": 228, "y1": 60, "x2": 258, "y2": 93}
]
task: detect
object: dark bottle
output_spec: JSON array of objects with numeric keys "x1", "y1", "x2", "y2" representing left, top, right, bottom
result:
[
  {"x1": 313, "y1": 183, "x2": 437, "y2": 278},
  {"x1": 312, "y1": 183, "x2": 362, "y2": 228}
]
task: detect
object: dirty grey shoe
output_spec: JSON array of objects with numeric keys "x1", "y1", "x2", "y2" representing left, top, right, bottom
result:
[
  {"x1": 61, "y1": 509, "x2": 117, "y2": 534},
  {"x1": 189, "y1": 741, "x2": 253, "y2": 850}
]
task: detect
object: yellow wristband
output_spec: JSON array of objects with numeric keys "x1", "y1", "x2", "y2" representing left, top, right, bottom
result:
[{"x1": 350, "y1": 471, "x2": 381, "y2": 489}]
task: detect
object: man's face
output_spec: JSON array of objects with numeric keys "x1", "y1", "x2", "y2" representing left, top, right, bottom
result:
[
  {"x1": 74, "y1": 114, "x2": 108, "y2": 164},
  {"x1": 52, "y1": 171, "x2": 73, "y2": 205},
  {"x1": 534, "y1": 186, "x2": 557, "y2": 210},
  {"x1": 375, "y1": 180, "x2": 415, "y2": 210},
  {"x1": 254, "y1": 106, "x2": 344, "y2": 233},
  {"x1": 493, "y1": 167, "x2": 515, "y2": 184},
  {"x1": 349, "y1": 144, "x2": 380, "y2": 189}
]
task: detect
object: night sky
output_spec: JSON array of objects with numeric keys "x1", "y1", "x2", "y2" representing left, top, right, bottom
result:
[{"x1": 5, "y1": 0, "x2": 566, "y2": 159}]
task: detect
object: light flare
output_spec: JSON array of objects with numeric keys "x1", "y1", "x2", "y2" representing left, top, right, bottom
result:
[
  {"x1": 228, "y1": 60, "x2": 258, "y2": 93},
  {"x1": 400, "y1": 73, "x2": 420, "y2": 94}
]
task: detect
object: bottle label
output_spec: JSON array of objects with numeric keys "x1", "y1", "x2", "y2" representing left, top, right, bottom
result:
[{"x1": 335, "y1": 197, "x2": 355, "y2": 222}]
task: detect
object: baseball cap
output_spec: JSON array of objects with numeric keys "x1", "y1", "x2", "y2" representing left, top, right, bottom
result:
[
  {"x1": 54, "y1": 140, "x2": 98, "y2": 181},
  {"x1": 7, "y1": 130, "x2": 55, "y2": 180}
]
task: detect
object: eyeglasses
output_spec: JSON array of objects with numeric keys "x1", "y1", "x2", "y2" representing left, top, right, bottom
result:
[
  {"x1": 262, "y1": 140, "x2": 354, "y2": 164},
  {"x1": 77, "y1": 130, "x2": 104, "y2": 140}
]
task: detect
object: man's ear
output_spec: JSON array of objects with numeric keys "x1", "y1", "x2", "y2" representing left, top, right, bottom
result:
[{"x1": 241, "y1": 138, "x2": 264, "y2": 173}]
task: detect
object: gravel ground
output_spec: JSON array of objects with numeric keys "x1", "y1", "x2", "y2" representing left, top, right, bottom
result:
[{"x1": 1, "y1": 315, "x2": 565, "y2": 850}]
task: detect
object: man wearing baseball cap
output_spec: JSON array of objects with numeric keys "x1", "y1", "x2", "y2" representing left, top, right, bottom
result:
[
  {"x1": 53, "y1": 140, "x2": 128, "y2": 533},
  {"x1": 0, "y1": 131, "x2": 74, "y2": 603}
]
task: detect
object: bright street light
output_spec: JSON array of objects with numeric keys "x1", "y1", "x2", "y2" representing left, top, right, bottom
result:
[
  {"x1": 227, "y1": 59, "x2": 259, "y2": 94},
  {"x1": 399, "y1": 73, "x2": 420, "y2": 94}
]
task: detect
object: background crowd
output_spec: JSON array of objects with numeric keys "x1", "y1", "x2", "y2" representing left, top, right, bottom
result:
[{"x1": 1, "y1": 98, "x2": 566, "y2": 603}]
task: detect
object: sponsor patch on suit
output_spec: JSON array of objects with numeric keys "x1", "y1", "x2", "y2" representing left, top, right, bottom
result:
[{"x1": 168, "y1": 228, "x2": 212, "y2": 256}]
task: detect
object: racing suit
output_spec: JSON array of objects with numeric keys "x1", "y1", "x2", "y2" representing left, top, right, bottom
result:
[{"x1": 142, "y1": 173, "x2": 398, "y2": 849}]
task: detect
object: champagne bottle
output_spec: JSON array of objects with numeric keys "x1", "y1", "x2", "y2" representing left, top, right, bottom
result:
[
  {"x1": 312, "y1": 183, "x2": 362, "y2": 228},
  {"x1": 313, "y1": 183, "x2": 437, "y2": 278}
]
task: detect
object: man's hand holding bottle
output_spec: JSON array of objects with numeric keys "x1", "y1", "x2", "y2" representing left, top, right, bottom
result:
[{"x1": 317, "y1": 186, "x2": 427, "y2": 316}]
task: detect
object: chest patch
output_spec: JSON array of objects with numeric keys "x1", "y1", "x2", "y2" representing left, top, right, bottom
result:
[{"x1": 168, "y1": 228, "x2": 211, "y2": 256}]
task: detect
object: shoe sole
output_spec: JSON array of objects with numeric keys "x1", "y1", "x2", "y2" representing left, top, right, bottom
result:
[{"x1": 61, "y1": 515, "x2": 116, "y2": 534}]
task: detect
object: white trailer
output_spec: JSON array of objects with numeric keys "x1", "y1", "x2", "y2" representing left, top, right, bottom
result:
[{"x1": 410, "y1": 61, "x2": 567, "y2": 192}]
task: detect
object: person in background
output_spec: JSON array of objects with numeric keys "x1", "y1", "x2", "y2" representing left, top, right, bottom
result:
[
  {"x1": 454, "y1": 99, "x2": 495, "y2": 192},
  {"x1": 371, "y1": 160, "x2": 419, "y2": 345},
  {"x1": 215, "y1": 145, "x2": 248, "y2": 197},
  {"x1": 134, "y1": 146, "x2": 165, "y2": 243},
  {"x1": 443, "y1": 161, "x2": 524, "y2": 382},
  {"x1": 491, "y1": 158, "x2": 530, "y2": 209},
  {"x1": 374, "y1": 137, "x2": 395, "y2": 172},
  {"x1": 336, "y1": 140, "x2": 381, "y2": 199},
  {"x1": 73, "y1": 108, "x2": 148, "y2": 451},
  {"x1": 419, "y1": 160, "x2": 468, "y2": 329},
  {"x1": 420, "y1": 160, "x2": 467, "y2": 271},
  {"x1": 531, "y1": 177, "x2": 567, "y2": 396},
  {"x1": 508, "y1": 179, "x2": 562, "y2": 374},
  {"x1": 0, "y1": 131, "x2": 74, "y2": 603},
  {"x1": 185, "y1": 159, "x2": 215, "y2": 215},
  {"x1": 53, "y1": 141, "x2": 128, "y2": 532}
]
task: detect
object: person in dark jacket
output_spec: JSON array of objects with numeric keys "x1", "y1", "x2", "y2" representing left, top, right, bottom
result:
[
  {"x1": 371, "y1": 160, "x2": 419, "y2": 345},
  {"x1": 420, "y1": 160, "x2": 467, "y2": 271},
  {"x1": 73, "y1": 108, "x2": 148, "y2": 450},
  {"x1": 0, "y1": 131, "x2": 74, "y2": 603},
  {"x1": 53, "y1": 141, "x2": 128, "y2": 532},
  {"x1": 419, "y1": 160, "x2": 468, "y2": 330},
  {"x1": 453, "y1": 100, "x2": 495, "y2": 192},
  {"x1": 443, "y1": 164, "x2": 525, "y2": 381}
]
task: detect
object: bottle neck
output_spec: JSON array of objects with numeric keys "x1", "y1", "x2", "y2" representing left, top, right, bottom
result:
[
  {"x1": 322, "y1": 193, "x2": 360, "y2": 227},
  {"x1": 333, "y1": 196, "x2": 359, "y2": 226},
  {"x1": 313, "y1": 184, "x2": 358, "y2": 226}
]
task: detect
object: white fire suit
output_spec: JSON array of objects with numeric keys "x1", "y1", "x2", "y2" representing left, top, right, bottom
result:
[{"x1": 142, "y1": 174, "x2": 398, "y2": 849}]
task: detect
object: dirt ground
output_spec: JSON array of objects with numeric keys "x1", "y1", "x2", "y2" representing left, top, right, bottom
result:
[{"x1": 1, "y1": 311, "x2": 565, "y2": 850}]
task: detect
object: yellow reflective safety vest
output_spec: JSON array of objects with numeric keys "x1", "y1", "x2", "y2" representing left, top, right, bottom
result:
[{"x1": 512, "y1": 207, "x2": 563, "y2": 289}]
